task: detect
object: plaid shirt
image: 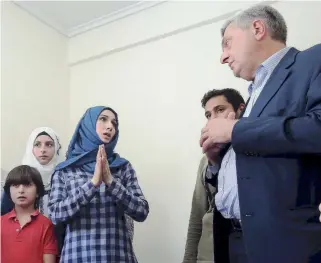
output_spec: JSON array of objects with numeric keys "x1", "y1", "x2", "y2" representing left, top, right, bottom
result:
[{"x1": 48, "y1": 162, "x2": 149, "y2": 263}]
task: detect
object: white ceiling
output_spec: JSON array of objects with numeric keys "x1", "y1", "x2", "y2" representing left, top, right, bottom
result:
[{"x1": 13, "y1": 1, "x2": 164, "y2": 37}]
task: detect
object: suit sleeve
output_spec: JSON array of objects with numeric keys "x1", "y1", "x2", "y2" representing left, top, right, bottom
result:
[{"x1": 232, "y1": 71, "x2": 321, "y2": 156}]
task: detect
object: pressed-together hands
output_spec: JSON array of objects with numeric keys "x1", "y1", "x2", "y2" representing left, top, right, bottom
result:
[
  {"x1": 200, "y1": 111, "x2": 238, "y2": 163},
  {"x1": 91, "y1": 145, "x2": 113, "y2": 187}
]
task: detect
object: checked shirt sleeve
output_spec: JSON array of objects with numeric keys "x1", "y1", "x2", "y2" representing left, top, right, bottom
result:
[
  {"x1": 107, "y1": 162, "x2": 149, "y2": 222},
  {"x1": 48, "y1": 169, "x2": 98, "y2": 224}
]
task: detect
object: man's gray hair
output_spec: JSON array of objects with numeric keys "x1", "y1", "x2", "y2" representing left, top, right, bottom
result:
[{"x1": 221, "y1": 5, "x2": 287, "y2": 43}]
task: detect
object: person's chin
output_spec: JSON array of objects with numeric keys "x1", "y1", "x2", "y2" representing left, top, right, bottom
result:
[
  {"x1": 208, "y1": 146, "x2": 222, "y2": 154},
  {"x1": 15, "y1": 199, "x2": 33, "y2": 207},
  {"x1": 39, "y1": 160, "x2": 50, "y2": 165},
  {"x1": 232, "y1": 70, "x2": 241, "y2": 78},
  {"x1": 101, "y1": 138, "x2": 111, "y2": 144}
]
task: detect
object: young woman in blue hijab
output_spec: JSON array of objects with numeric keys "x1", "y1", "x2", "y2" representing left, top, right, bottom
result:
[{"x1": 48, "y1": 106, "x2": 149, "y2": 263}]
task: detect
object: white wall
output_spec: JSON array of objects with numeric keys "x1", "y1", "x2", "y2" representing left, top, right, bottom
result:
[
  {"x1": 68, "y1": 1, "x2": 321, "y2": 263},
  {"x1": 1, "y1": 1, "x2": 69, "y2": 175},
  {"x1": 1, "y1": 0, "x2": 321, "y2": 262},
  {"x1": 68, "y1": 2, "x2": 251, "y2": 263}
]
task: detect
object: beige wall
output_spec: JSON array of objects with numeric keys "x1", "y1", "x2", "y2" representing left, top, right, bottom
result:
[
  {"x1": 1, "y1": 1, "x2": 69, "y2": 176},
  {"x1": 1, "y1": 1, "x2": 321, "y2": 262},
  {"x1": 68, "y1": 3, "x2": 251, "y2": 261},
  {"x1": 67, "y1": 1, "x2": 321, "y2": 262}
]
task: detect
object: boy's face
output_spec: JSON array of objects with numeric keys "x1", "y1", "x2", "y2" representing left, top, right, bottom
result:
[{"x1": 10, "y1": 183, "x2": 38, "y2": 208}]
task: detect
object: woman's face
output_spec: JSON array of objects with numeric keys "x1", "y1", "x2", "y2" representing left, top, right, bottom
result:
[
  {"x1": 32, "y1": 135, "x2": 55, "y2": 165},
  {"x1": 96, "y1": 109, "x2": 117, "y2": 143}
]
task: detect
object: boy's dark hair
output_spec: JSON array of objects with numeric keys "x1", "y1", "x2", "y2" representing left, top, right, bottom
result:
[
  {"x1": 4, "y1": 165, "x2": 45, "y2": 201},
  {"x1": 201, "y1": 88, "x2": 245, "y2": 112}
]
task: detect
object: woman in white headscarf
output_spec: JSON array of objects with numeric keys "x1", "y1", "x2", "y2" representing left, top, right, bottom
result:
[{"x1": 1, "y1": 127, "x2": 61, "y2": 216}]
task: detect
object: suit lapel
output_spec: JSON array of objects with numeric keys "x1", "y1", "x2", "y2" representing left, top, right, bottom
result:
[{"x1": 249, "y1": 47, "x2": 299, "y2": 117}]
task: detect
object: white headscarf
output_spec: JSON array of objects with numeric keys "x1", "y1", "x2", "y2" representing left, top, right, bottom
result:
[{"x1": 22, "y1": 127, "x2": 61, "y2": 189}]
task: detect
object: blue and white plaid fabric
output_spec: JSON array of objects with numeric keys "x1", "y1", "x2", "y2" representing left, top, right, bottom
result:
[{"x1": 48, "y1": 162, "x2": 149, "y2": 263}]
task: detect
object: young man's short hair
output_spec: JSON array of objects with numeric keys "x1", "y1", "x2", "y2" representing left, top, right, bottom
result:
[
  {"x1": 201, "y1": 88, "x2": 245, "y2": 111},
  {"x1": 4, "y1": 165, "x2": 45, "y2": 199}
]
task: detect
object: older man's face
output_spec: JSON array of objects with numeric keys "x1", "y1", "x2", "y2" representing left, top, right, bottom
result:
[{"x1": 220, "y1": 23, "x2": 258, "y2": 81}]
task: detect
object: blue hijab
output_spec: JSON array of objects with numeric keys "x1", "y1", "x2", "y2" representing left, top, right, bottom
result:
[{"x1": 55, "y1": 106, "x2": 128, "y2": 173}]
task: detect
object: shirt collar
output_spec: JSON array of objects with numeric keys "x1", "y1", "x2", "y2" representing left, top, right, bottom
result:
[
  {"x1": 8, "y1": 209, "x2": 40, "y2": 220},
  {"x1": 261, "y1": 46, "x2": 291, "y2": 72},
  {"x1": 248, "y1": 65, "x2": 268, "y2": 94},
  {"x1": 248, "y1": 47, "x2": 291, "y2": 95}
]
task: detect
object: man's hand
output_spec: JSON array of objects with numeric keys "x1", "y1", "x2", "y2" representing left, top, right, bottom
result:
[
  {"x1": 200, "y1": 112, "x2": 238, "y2": 153},
  {"x1": 101, "y1": 145, "x2": 113, "y2": 185}
]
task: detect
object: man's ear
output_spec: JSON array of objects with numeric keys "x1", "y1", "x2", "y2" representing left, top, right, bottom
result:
[
  {"x1": 237, "y1": 103, "x2": 246, "y2": 117},
  {"x1": 251, "y1": 19, "x2": 266, "y2": 41},
  {"x1": 240, "y1": 103, "x2": 246, "y2": 111}
]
